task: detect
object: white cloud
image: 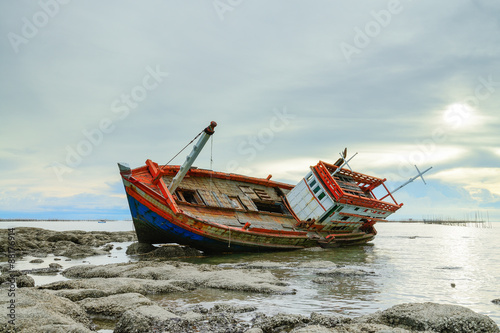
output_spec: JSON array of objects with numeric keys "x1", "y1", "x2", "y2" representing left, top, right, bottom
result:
[{"x1": 433, "y1": 168, "x2": 500, "y2": 198}]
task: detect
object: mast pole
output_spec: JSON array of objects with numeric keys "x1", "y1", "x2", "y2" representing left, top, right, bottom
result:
[{"x1": 168, "y1": 121, "x2": 217, "y2": 193}]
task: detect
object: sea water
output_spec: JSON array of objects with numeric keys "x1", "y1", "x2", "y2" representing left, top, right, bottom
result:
[{"x1": 1, "y1": 220, "x2": 499, "y2": 326}]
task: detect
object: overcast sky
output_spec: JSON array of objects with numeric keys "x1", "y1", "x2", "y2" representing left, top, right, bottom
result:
[{"x1": 1, "y1": 0, "x2": 499, "y2": 221}]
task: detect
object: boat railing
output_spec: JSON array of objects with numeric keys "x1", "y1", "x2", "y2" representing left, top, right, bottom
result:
[{"x1": 313, "y1": 161, "x2": 402, "y2": 212}]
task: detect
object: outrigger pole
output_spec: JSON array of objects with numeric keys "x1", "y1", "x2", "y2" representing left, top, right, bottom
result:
[
  {"x1": 380, "y1": 165, "x2": 432, "y2": 200},
  {"x1": 168, "y1": 121, "x2": 217, "y2": 193}
]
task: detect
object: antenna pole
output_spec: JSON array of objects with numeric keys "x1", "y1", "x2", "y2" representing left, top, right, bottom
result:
[{"x1": 380, "y1": 165, "x2": 432, "y2": 200}]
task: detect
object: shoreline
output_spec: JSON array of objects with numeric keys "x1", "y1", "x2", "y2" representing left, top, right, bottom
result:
[{"x1": 1, "y1": 227, "x2": 499, "y2": 332}]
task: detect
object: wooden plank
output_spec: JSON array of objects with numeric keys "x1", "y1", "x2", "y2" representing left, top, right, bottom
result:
[
  {"x1": 238, "y1": 194, "x2": 258, "y2": 211},
  {"x1": 197, "y1": 189, "x2": 219, "y2": 207}
]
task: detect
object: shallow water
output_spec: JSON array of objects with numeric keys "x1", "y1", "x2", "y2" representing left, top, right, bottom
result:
[{"x1": 1, "y1": 220, "x2": 499, "y2": 327}]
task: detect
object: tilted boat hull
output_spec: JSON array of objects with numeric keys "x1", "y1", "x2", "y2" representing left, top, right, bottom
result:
[
  {"x1": 119, "y1": 161, "x2": 389, "y2": 253},
  {"x1": 123, "y1": 176, "x2": 326, "y2": 253},
  {"x1": 118, "y1": 122, "x2": 403, "y2": 254}
]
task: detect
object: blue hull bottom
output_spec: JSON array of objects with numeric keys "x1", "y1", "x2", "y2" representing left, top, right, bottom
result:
[{"x1": 126, "y1": 192, "x2": 291, "y2": 253}]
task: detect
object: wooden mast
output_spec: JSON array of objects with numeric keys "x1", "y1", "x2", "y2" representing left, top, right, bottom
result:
[{"x1": 168, "y1": 121, "x2": 217, "y2": 193}]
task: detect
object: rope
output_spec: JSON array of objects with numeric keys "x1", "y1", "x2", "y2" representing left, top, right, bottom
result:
[
  {"x1": 209, "y1": 135, "x2": 214, "y2": 190},
  {"x1": 165, "y1": 130, "x2": 203, "y2": 166},
  {"x1": 210, "y1": 135, "x2": 214, "y2": 170}
]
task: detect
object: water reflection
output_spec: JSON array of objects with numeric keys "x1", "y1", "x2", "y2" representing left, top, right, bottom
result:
[{"x1": 163, "y1": 245, "x2": 384, "y2": 317}]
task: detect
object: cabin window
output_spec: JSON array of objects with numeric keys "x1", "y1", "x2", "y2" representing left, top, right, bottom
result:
[
  {"x1": 318, "y1": 192, "x2": 326, "y2": 200},
  {"x1": 340, "y1": 216, "x2": 350, "y2": 221},
  {"x1": 176, "y1": 189, "x2": 203, "y2": 204},
  {"x1": 354, "y1": 207, "x2": 360, "y2": 211},
  {"x1": 313, "y1": 186, "x2": 320, "y2": 194},
  {"x1": 306, "y1": 174, "x2": 313, "y2": 182},
  {"x1": 253, "y1": 201, "x2": 285, "y2": 214},
  {"x1": 309, "y1": 179, "x2": 317, "y2": 187}
]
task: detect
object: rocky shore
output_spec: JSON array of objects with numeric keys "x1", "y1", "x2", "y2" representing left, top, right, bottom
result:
[
  {"x1": 0, "y1": 227, "x2": 137, "y2": 258},
  {"x1": 1, "y1": 228, "x2": 499, "y2": 332}
]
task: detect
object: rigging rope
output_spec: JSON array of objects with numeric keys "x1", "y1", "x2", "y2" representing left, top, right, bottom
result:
[
  {"x1": 210, "y1": 135, "x2": 214, "y2": 170},
  {"x1": 165, "y1": 130, "x2": 203, "y2": 166},
  {"x1": 209, "y1": 134, "x2": 214, "y2": 190}
]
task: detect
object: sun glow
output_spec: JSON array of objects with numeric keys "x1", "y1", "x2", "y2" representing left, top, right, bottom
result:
[{"x1": 443, "y1": 103, "x2": 479, "y2": 129}]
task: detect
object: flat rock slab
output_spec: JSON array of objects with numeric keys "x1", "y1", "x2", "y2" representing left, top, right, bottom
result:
[
  {"x1": 357, "y1": 302, "x2": 500, "y2": 333},
  {"x1": 0, "y1": 287, "x2": 93, "y2": 333},
  {"x1": 114, "y1": 305, "x2": 179, "y2": 333},
  {"x1": 0, "y1": 227, "x2": 136, "y2": 258},
  {"x1": 77, "y1": 292, "x2": 155, "y2": 316},
  {"x1": 39, "y1": 277, "x2": 185, "y2": 300},
  {"x1": 60, "y1": 261, "x2": 294, "y2": 294}
]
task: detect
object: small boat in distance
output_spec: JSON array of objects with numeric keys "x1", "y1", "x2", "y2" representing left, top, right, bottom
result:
[{"x1": 118, "y1": 121, "x2": 429, "y2": 253}]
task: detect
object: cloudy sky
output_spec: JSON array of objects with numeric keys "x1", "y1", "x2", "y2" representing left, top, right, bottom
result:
[{"x1": 1, "y1": 0, "x2": 499, "y2": 221}]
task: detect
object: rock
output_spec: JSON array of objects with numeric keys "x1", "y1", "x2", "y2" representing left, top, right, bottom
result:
[
  {"x1": 181, "y1": 311, "x2": 204, "y2": 322},
  {"x1": 101, "y1": 244, "x2": 114, "y2": 252},
  {"x1": 0, "y1": 272, "x2": 35, "y2": 288},
  {"x1": 77, "y1": 292, "x2": 154, "y2": 317},
  {"x1": 309, "y1": 312, "x2": 352, "y2": 327},
  {"x1": 0, "y1": 227, "x2": 136, "y2": 258},
  {"x1": 126, "y1": 242, "x2": 156, "y2": 255},
  {"x1": 290, "y1": 325, "x2": 334, "y2": 333},
  {"x1": 49, "y1": 263, "x2": 63, "y2": 270},
  {"x1": 252, "y1": 313, "x2": 309, "y2": 332},
  {"x1": 125, "y1": 242, "x2": 202, "y2": 257},
  {"x1": 50, "y1": 288, "x2": 108, "y2": 302},
  {"x1": 296, "y1": 323, "x2": 413, "y2": 332},
  {"x1": 492, "y1": 299, "x2": 500, "y2": 305},
  {"x1": 114, "y1": 304, "x2": 179, "y2": 333},
  {"x1": 60, "y1": 261, "x2": 294, "y2": 294},
  {"x1": 146, "y1": 244, "x2": 203, "y2": 258},
  {"x1": 357, "y1": 302, "x2": 500, "y2": 333},
  {"x1": 39, "y1": 277, "x2": 185, "y2": 300},
  {"x1": 211, "y1": 303, "x2": 257, "y2": 313},
  {"x1": 16, "y1": 274, "x2": 35, "y2": 288},
  {"x1": 54, "y1": 257, "x2": 62, "y2": 261},
  {"x1": 245, "y1": 328, "x2": 264, "y2": 333},
  {"x1": 0, "y1": 287, "x2": 93, "y2": 333},
  {"x1": 29, "y1": 259, "x2": 44, "y2": 264},
  {"x1": 22, "y1": 267, "x2": 61, "y2": 275}
]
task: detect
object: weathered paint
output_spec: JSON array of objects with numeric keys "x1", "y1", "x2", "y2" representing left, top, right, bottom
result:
[{"x1": 118, "y1": 158, "x2": 397, "y2": 253}]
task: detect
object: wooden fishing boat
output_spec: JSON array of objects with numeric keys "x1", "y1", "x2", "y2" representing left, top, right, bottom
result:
[{"x1": 118, "y1": 121, "x2": 428, "y2": 253}]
